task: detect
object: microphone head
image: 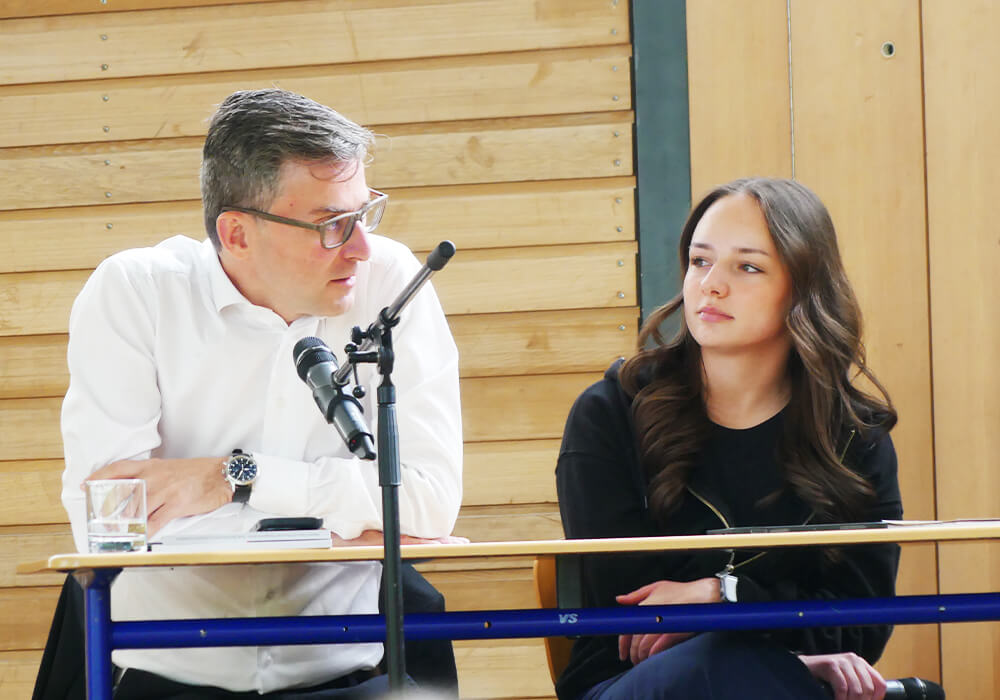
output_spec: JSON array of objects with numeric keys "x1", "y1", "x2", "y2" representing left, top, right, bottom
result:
[
  {"x1": 885, "y1": 677, "x2": 945, "y2": 700},
  {"x1": 426, "y1": 240, "x2": 456, "y2": 271},
  {"x1": 293, "y1": 337, "x2": 336, "y2": 381}
]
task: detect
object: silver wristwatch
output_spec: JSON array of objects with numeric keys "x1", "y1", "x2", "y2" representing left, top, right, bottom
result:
[
  {"x1": 717, "y1": 572, "x2": 738, "y2": 603},
  {"x1": 223, "y1": 448, "x2": 258, "y2": 504}
]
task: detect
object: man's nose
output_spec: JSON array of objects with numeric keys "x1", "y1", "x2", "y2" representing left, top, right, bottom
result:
[{"x1": 342, "y1": 220, "x2": 372, "y2": 261}]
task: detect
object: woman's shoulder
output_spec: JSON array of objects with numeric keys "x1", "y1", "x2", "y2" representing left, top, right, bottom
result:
[
  {"x1": 570, "y1": 358, "x2": 630, "y2": 416},
  {"x1": 561, "y1": 359, "x2": 635, "y2": 450}
]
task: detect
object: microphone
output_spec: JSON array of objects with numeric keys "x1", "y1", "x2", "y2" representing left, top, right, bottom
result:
[
  {"x1": 293, "y1": 337, "x2": 376, "y2": 461},
  {"x1": 884, "y1": 678, "x2": 945, "y2": 699}
]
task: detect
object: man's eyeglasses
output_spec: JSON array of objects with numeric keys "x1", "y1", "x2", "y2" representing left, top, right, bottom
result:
[{"x1": 224, "y1": 189, "x2": 388, "y2": 249}]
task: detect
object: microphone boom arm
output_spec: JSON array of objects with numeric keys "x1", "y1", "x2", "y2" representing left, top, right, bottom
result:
[{"x1": 332, "y1": 240, "x2": 455, "y2": 386}]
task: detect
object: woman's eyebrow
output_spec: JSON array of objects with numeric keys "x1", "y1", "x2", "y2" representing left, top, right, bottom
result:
[{"x1": 691, "y1": 242, "x2": 771, "y2": 256}]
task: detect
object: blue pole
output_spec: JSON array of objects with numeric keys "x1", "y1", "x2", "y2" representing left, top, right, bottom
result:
[
  {"x1": 76, "y1": 568, "x2": 121, "y2": 700},
  {"x1": 110, "y1": 592, "x2": 1000, "y2": 649}
]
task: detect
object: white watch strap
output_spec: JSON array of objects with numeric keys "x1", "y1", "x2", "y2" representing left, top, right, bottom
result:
[{"x1": 719, "y1": 573, "x2": 738, "y2": 603}]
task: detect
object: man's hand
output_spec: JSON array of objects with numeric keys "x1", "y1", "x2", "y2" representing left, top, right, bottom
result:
[
  {"x1": 330, "y1": 530, "x2": 470, "y2": 547},
  {"x1": 798, "y1": 653, "x2": 887, "y2": 700},
  {"x1": 615, "y1": 578, "x2": 719, "y2": 665},
  {"x1": 86, "y1": 457, "x2": 231, "y2": 536}
]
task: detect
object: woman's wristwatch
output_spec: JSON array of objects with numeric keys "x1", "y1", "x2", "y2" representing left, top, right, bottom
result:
[{"x1": 717, "y1": 572, "x2": 738, "y2": 602}]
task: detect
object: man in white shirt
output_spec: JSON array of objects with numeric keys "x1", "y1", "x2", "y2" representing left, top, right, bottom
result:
[{"x1": 60, "y1": 89, "x2": 463, "y2": 698}]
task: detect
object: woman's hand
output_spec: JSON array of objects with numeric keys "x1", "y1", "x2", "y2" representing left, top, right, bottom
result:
[
  {"x1": 798, "y1": 652, "x2": 887, "y2": 700},
  {"x1": 615, "y1": 578, "x2": 719, "y2": 665}
]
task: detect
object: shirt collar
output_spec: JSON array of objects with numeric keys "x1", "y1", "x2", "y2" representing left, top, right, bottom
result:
[{"x1": 202, "y1": 239, "x2": 253, "y2": 313}]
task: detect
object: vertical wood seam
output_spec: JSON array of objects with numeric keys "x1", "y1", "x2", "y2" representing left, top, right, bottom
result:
[{"x1": 786, "y1": 0, "x2": 796, "y2": 179}]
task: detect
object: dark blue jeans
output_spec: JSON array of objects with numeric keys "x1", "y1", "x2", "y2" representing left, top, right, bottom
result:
[{"x1": 580, "y1": 632, "x2": 831, "y2": 700}]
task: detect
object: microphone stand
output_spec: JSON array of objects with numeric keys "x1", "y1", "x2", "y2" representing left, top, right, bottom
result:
[{"x1": 333, "y1": 240, "x2": 456, "y2": 691}]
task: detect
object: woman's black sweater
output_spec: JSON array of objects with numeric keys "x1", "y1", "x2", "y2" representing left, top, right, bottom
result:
[{"x1": 554, "y1": 361, "x2": 903, "y2": 700}]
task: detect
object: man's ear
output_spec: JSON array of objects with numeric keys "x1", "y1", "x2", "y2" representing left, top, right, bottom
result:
[{"x1": 216, "y1": 211, "x2": 251, "y2": 260}]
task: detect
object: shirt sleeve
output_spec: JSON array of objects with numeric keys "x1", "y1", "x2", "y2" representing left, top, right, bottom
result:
[
  {"x1": 61, "y1": 256, "x2": 163, "y2": 552},
  {"x1": 248, "y1": 268, "x2": 463, "y2": 540}
]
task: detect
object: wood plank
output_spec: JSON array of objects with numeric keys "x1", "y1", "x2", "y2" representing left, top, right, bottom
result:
[
  {"x1": 0, "y1": 243, "x2": 636, "y2": 336},
  {"x1": 453, "y1": 504, "x2": 563, "y2": 543},
  {"x1": 434, "y1": 242, "x2": 637, "y2": 316},
  {"x1": 451, "y1": 308, "x2": 636, "y2": 379},
  {"x1": 424, "y1": 565, "x2": 536, "y2": 612},
  {"x1": 686, "y1": 0, "x2": 792, "y2": 195},
  {"x1": 923, "y1": 1, "x2": 1000, "y2": 696},
  {"x1": 0, "y1": 0, "x2": 628, "y2": 85},
  {"x1": 0, "y1": 650, "x2": 42, "y2": 700},
  {"x1": 0, "y1": 46, "x2": 631, "y2": 148},
  {"x1": 464, "y1": 440, "x2": 559, "y2": 507},
  {"x1": 0, "y1": 114, "x2": 634, "y2": 211},
  {"x1": 0, "y1": 373, "x2": 599, "y2": 460},
  {"x1": 0, "y1": 398, "x2": 63, "y2": 462},
  {"x1": 0, "y1": 531, "x2": 75, "y2": 587},
  {"x1": 461, "y1": 372, "x2": 601, "y2": 444},
  {"x1": 0, "y1": 439, "x2": 562, "y2": 527},
  {"x1": 0, "y1": 270, "x2": 91, "y2": 338},
  {"x1": 0, "y1": 335, "x2": 68, "y2": 400},
  {"x1": 0, "y1": 178, "x2": 636, "y2": 274},
  {"x1": 0, "y1": 461, "x2": 65, "y2": 527},
  {"x1": 790, "y1": 0, "x2": 938, "y2": 683},
  {"x1": 0, "y1": 307, "x2": 635, "y2": 399},
  {"x1": 455, "y1": 639, "x2": 555, "y2": 699},
  {"x1": 0, "y1": 0, "x2": 307, "y2": 20},
  {"x1": 0, "y1": 586, "x2": 60, "y2": 652}
]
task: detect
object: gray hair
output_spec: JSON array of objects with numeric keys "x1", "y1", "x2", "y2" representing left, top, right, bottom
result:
[{"x1": 200, "y1": 88, "x2": 375, "y2": 249}]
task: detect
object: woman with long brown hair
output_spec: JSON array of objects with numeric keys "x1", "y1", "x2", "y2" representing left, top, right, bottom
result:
[{"x1": 556, "y1": 178, "x2": 902, "y2": 700}]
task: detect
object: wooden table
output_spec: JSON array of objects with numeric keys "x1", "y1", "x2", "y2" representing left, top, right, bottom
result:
[{"x1": 18, "y1": 521, "x2": 1000, "y2": 699}]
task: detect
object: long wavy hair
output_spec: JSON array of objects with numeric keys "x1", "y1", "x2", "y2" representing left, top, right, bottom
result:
[{"x1": 620, "y1": 177, "x2": 896, "y2": 524}]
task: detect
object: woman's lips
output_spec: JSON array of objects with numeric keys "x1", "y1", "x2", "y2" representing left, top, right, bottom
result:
[{"x1": 697, "y1": 307, "x2": 733, "y2": 321}]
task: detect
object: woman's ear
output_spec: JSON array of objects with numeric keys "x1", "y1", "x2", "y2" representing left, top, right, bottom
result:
[{"x1": 215, "y1": 211, "x2": 251, "y2": 260}]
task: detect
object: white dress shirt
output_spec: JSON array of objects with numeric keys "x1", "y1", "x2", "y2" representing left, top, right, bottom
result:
[{"x1": 61, "y1": 235, "x2": 462, "y2": 692}]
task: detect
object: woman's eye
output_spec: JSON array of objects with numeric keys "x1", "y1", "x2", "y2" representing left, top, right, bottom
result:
[
  {"x1": 739, "y1": 263, "x2": 763, "y2": 273},
  {"x1": 690, "y1": 257, "x2": 710, "y2": 268}
]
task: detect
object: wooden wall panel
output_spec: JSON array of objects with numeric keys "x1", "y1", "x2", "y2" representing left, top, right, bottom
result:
[
  {"x1": 0, "y1": 178, "x2": 636, "y2": 274},
  {"x1": 0, "y1": 651, "x2": 41, "y2": 700},
  {"x1": 0, "y1": 462, "x2": 65, "y2": 527},
  {"x1": 923, "y1": 1, "x2": 1000, "y2": 697},
  {"x1": 0, "y1": 244, "x2": 635, "y2": 337},
  {"x1": 0, "y1": 308, "x2": 635, "y2": 399},
  {"x1": 790, "y1": 0, "x2": 937, "y2": 683},
  {"x1": 686, "y1": 0, "x2": 792, "y2": 196},
  {"x1": 0, "y1": 116, "x2": 633, "y2": 211},
  {"x1": 0, "y1": 0, "x2": 279, "y2": 20},
  {"x1": 0, "y1": 47, "x2": 631, "y2": 149},
  {"x1": 0, "y1": 441, "x2": 561, "y2": 530},
  {"x1": 0, "y1": 374, "x2": 598, "y2": 460},
  {"x1": 0, "y1": 0, "x2": 627, "y2": 85},
  {"x1": 0, "y1": 1, "x2": 633, "y2": 697}
]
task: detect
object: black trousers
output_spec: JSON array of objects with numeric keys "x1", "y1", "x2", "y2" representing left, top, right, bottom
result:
[
  {"x1": 579, "y1": 632, "x2": 830, "y2": 700},
  {"x1": 33, "y1": 564, "x2": 457, "y2": 700}
]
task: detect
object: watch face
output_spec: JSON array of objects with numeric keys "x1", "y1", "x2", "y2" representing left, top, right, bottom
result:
[{"x1": 227, "y1": 455, "x2": 257, "y2": 485}]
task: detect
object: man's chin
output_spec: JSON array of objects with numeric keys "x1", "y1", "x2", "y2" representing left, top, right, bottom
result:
[{"x1": 320, "y1": 290, "x2": 356, "y2": 318}]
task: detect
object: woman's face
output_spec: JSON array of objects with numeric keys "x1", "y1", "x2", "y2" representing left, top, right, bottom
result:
[{"x1": 682, "y1": 193, "x2": 794, "y2": 357}]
